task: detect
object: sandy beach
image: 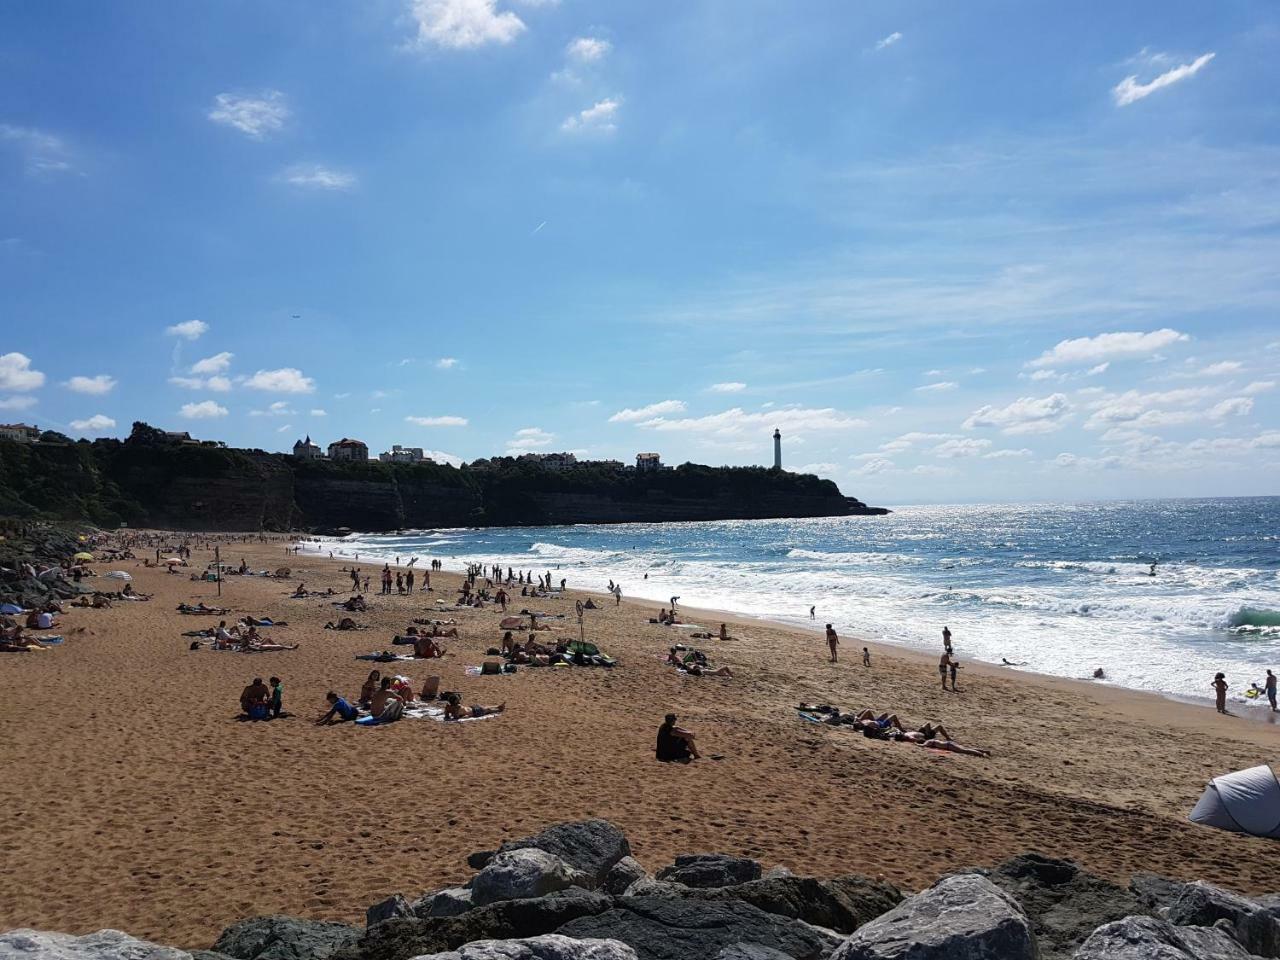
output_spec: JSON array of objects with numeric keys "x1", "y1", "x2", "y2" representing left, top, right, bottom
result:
[{"x1": 1, "y1": 535, "x2": 1277, "y2": 949}]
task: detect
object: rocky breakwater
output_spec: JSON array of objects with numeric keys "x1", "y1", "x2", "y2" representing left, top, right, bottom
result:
[
  {"x1": 0, "y1": 523, "x2": 88, "y2": 610},
  {"x1": 5, "y1": 820, "x2": 1280, "y2": 959}
]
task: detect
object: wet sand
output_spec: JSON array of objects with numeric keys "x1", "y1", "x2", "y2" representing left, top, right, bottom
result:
[{"x1": 1, "y1": 537, "x2": 1276, "y2": 948}]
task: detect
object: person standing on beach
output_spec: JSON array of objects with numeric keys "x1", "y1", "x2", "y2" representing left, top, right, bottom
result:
[
  {"x1": 949, "y1": 659, "x2": 960, "y2": 691},
  {"x1": 939, "y1": 652, "x2": 953, "y2": 690},
  {"x1": 1212, "y1": 672, "x2": 1229, "y2": 714},
  {"x1": 942, "y1": 626, "x2": 952, "y2": 654},
  {"x1": 862, "y1": 647, "x2": 871, "y2": 668},
  {"x1": 825, "y1": 624, "x2": 839, "y2": 662},
  {"x1": 1266, "y1": 669, "x2": 1277, "y2": 712},
  {"x1": 810, "y1": 606, "x2": 816, "y2": 620}
]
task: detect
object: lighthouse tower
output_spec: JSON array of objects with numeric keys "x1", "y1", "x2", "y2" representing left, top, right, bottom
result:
[{"x1": 773, "y1": 428, "x2": 782, "y2": 470}]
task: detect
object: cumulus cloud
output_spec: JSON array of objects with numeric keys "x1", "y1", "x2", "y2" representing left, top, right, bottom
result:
[
  {"x1": 207, "y1": 91, "x2": 289, "y2": 138},
  {"x1": 169, "y1": 375, "x2": 231, "y2": 392},
  {"x1": 1028, "y1": 329, "x2": 1188, "y2": 368},
  {"x1": 0, "y1": 124, "x2": 74, "y2": 176},
  {"x1": 634, "y1": 406, "x2": 867, "y2": 436},
  {"x1": 852, "y1": 457, "x2": 895, "y2": 476},
  {"x1": 435, "y1": 357, "x2": 459, "y2": 370},
  {"x1": 166, "y1": 320, "x2": 208, "y2": 340},
  {"x1": 1198, "y1": 361, "x2": 1243, "y2": 376},
  {"x1": 566, "y1": 36, "x2": 611, "y2": 62},
  {"x1": 0, "y1": 396, "x2": 37, "y2": 411},
  {"x1": 64, "y1": 374, "x2": 117, "y2": 395},
  {"x1": 1084, "y1": 387, "x2": 1217, "y2": 429},
  {"x1": 250, "y1": 401, "x2": 295, "y2": 417},
  {"x1": 878, "y1": 431, "x2": 958, "y2": 453},
  {"x1": 963, "y1": 393, "x2": 1072, "y2": 435},
  {"x1": 561, "y1": 98, "x2": 620, "y2": 133},
  {"x1": 404, "y1": 0, "x2": 526, "y2": 50},
  {"x1": 984, "y1": 448, "x2": 1032, "y2": 459},
  {"x1": 1208, "y1": 397, "x2": 1253, "y2": 420},
  {"x1": 1241, "y1": 381, "x2": 1275, "y2": 396},
  {"x1": 69, "y1": 414, "x2": 115, "y2": 432},
  {"x1": 243, "y1": 368, "x2": 315, "y2": 393},
  {"x1": 405, "y1": 415, "x2": 468, "y2": 426},
  {"x1": 708, "y1": 382, "x2": 746, "y2": 393},
  {"x1": 180, "y1": 400, "x2": 228, "y2": 419},
  {"x1": 191, "y1": 352, "x2": 233, "y2": 375},
  {"x1": 0, "y1": 353, "x2": 45, "y2": 391},
  {"x1": 915, "y1": 381, "x2": 957, "y2": 393},
  {"x1": 280, "y1": 164, "x2": 357, "y2": 190},
  {"x1": 933, "y1": 437, "x2": 992, "y2": 458},
  {"x1": 875, "y1": 31, "x2": 902, "y2": 50},
  {"x1": 507, "y1": 426, "x2": 554, "y2": 451},
  {"x1": 310, "y1": 408, "x2": 328, "y2": 416},
  {"x1": 1113, "y1": 52, "x2": 1214, "y2": 107},
  {"x1": 610, "y1": 400, "x2": 687, "y2": 423}
]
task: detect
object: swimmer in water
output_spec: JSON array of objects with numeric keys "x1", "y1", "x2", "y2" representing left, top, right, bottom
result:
[{"x1": 1092, "y1": 668, "x2": 1105, "y2": 680}]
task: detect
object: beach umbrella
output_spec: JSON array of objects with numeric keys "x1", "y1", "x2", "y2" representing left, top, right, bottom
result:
[
  {"x1": 74, "y1": 552, "x2": 94, "y2": 561},
  {"x1": 163, "y1": 557, "x2": 183, "y2": 564},
  {"x1": 106, "y1": 571, "x2": 132, "y2": 581}
]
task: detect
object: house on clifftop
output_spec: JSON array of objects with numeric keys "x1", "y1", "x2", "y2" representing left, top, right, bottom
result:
[
  {"x1": 327, "y1": 438, "x2": 369, "y2": 461},
  {"x1": 292, "y1": 435, "x2": 324, "y2": 459}
]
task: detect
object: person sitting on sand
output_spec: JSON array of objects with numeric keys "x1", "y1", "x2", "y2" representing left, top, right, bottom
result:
[
  {"x1": 656, "y1": 713, "x2": 700, "y2": 762},
  {"x1": 316, "y1": 691, "x2": 358, "y2": 725},
  {"x1": 359, "y1": 670, "x2": 381, "y2": 708},
  {"x1": 719, "y1": 623, "x2": 736, "y2": 641},
  {"x1": 443, "y1": 696, "x2": 505, "y2": 721},
  {"x1": 25, "y1": 610, "x2": 56, "y2": 630},
  {"x1": 240, "y1": 677, "x2": 270, "y2": 719},
  {"x1": 501, "y1": 631, "x2": 517, "y2": 656},
  {"x1": 369, "y1": 677, "x2": 406, "y2": 722},
  {"x1": 292, "y1": 583, "x2": 307, "y2": 598},
  {"x1": 413, "y1": 633, "x2": 445, "y2": 659}
]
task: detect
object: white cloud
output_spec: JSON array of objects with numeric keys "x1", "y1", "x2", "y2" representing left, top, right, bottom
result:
[
  {"x1": 610, "y1": 400, "x2": 687, "y2": 423},
  {"x1": 635, "y1": 406, "x2": 867, "y2": 436},
  {"x1": 1208, "y1": 397, "x2": 1253, "y2": 420},
  {"x1": 1026, "y1": 369, "x2": 1064, "y2": 382},
  {"x1": 207, "y1": 91, "x2": 289, "y2": 139},
  {"x1": 0, "y1": 124, "x2": 74, "y2": 176},
  {"x1": 310, "y1": 408, "x2": 328, "y2": 416},
  {"x1": 180, "y1": 400, "x2": 228, "y2": 419},
  {"x1": 924, "y1": 369, "x2": 943, "y2": 377},
  {"x1": 852, "y1": 457, "x2": 895, "y2": 476},
  {"x1": 1198, "y1": 361, "x2": 1243, "y2": 376},
  {"x1": 1241, "y1": 381, "x2": 1275, "y2": 396},
  {"x1": 69, "y1": 414, "x2": 115, "y2": 432},
  {"x1": 507, "y1": 426, "x2": 554, "y2": 451},
  {"x1": 875, "y1": 31, "x2": 902, "y2": 50},
  {"x1": 1084, "y1": 386, "x2": 1217, "y2": 429},
  {"x1": 561, "y1": 98, "x2": 620, "y2": 134},
  {"x1": 915, "y1": 381, "x2": 957, "y2": 393},
  {"x1": 250, "y1": 401, "x2": 295, "y2": 417},
  {"x1": 984, "y1": 448, "x2": 1032, "y2": 459},
  {"x1": 191, "y1": 351, "x2": 233, "y2": 375},
  {"x1": 0, "y1": 353, "x2": 45, "y2": 391},
  {"x1": 171, "y1": 374, "x2": 232, "y2": 392},
  {"x1": 64, "y1": 374, "x2": 117, "y2": 395},
  {"x1": 1113, "y1": 52, "x2": 1215, "y2": 107},
  {"x1": 708, "y1": 382, "x2": 747, "y2": 393},
  {"x1": 795, "y1": 462, "x2": 838, "y2": 475},
  {"x1": 404, "y1": 0, "x2": 526, "y2": 50},
  {"x1": 963, "y1": 393, "x2": 1072, "y2": 435},
  {"x1": 0, "y1": 395, "x2": 38, "y2": 411},
  {"x1": 1052, "y1": 453, "x2": 1122, "y2": 471},
  {"x1": 243, "y1": 368, "x2": 315, "y2": 393},
  {"x1": 281, "y1": 164, "x2": 357, "y2": 190},
  {"x1": 277, "y1": 423, "x2": 293, "y2": 433},
  {"x1": 166, "y1": 320, "x2": 208, "y2": 340},
  {"x1": 566, "y1": 36, "x2": 611, "y2": 62},
  {"x1": 1029, "y1": 329, "x2": 1188, "y2": 368},
  {"x1": 879, "y1": 431, "x2": 958, "y2": 453},
  {"x1": 912, "y1": 465, "x2": 953, "y2": 477},
  {"x1": 435, "y1": 357, "x2": 459, "y2": 370},
  {"x1": 405, "y1": 415, "x2": 469, "y2": 426},
  {"x1": 933, "y1": 437, "x2": 992, "y2": 458}
]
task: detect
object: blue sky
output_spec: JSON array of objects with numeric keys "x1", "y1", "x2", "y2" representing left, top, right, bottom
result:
[{"x1": 2, "y1": 1, "x2": 1278, "y2": 504}]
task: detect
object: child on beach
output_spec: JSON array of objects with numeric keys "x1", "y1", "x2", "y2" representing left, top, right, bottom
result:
[
  {"x1": 862, "y1": 647, "x2": 871, "y2": 667},
  {"x1": 1212, "y1": 672, "x2": 1229, "y2": 714}
]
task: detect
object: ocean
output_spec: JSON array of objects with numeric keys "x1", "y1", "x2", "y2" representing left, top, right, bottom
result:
[{"x1": 319, "y1": 497, "x2": 1280, "y2": 704}]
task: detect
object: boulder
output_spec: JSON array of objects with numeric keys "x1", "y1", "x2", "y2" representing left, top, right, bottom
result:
[
  {"x1": 1164, "y1": 882, "x2": 1280, "y2": 958},
  {"x1": 691, "y1": 875, "x2": 902, "y2": 935},
  {"x1": 212, "y1": 916, "x2": 361, "y2": 960},
  {"x1": 469, "y1": 852, "x2": 497, "y2": 871},
  {"x1": 830, "y1": 874, "x2": 1037, "y2": 960},
  {"x1": 405, "y1": 935, "x2": 637, "y2": 960},
  {"x1": 1074, "y1": 915, "x2": 1255, "y2": 960},
  {"x1": 656, "y1": 855, "x2": 762, "y2": 889},
  {"x1": 495, "y1": 821, "x2": 631, "y2": 890},
  {"x1": 414, "y1": 889, "x2": 476, "y2": 919},
  {"x1": 980, "y1": 853, "x2": 1150, "y2": 960},
  {"x1": 602, "y1": 858, "x2": 648, "y2": 896},
  {"x1": 714, "y1": 947, "x2": 795, "y2": 960},
  {"x1": 554, "y1": 895, "x2": 841, "y2": 960},
  {"x1": 1129, "y1": 874, "x2": 1193, "y2": 913},
  {"x1": 190, "y1": 954, "x2": 238, "y2": 960},
  {"x1": 472, "y1": 850, "x2": 588, "y2": 907},
  {"x1": 0, "y1": 929, "x2": 192, "y2": 960},
  {"x1": 369, "y1": 896, "x2": 415, "y2": 927},
  {"x1": 340, "y1": 893, "x2": 615, "y2": 960}
]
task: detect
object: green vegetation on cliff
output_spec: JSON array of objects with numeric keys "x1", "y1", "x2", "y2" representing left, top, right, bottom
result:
[{"x1": 0, "y1": 422, "x2": 884, "y2": 530}]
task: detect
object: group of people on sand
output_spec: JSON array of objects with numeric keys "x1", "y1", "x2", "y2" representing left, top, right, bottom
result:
[
  {"x1": 309, "y1": 667, "x2": 505, "y2": 725},
  {"x1": 239, "y1": 676, "x2": 284, "y2": 720},
  {"x1": 1216, "y1": 670, "x2": 1278, "y2": 714},
  {"x1": 205, "y1": 620, "x2": 299, "y2": 652},
  {"x1": 799, "y1": 702, "x2": 990, "y2": 756}
]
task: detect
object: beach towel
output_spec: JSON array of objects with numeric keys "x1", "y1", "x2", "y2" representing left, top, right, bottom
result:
[
  {"x1": 33, "y1": 635, "x2": 64, "y2": 645},
  {"x1": 465, "y1": 664, "x2": 517, "y2": 676}
]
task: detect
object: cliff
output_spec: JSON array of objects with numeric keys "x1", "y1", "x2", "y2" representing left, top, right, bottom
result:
[{"x1": 0, "y1": 426, "x2": 887, "y2": 531}]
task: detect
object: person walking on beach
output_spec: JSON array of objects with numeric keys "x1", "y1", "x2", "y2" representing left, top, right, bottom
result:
[
  {"x1": 1266, "y1": 669, "x2": 1277, "y2": 712},
  {"x1": 862, "y1": 647, "x2": 871, "y2": 668},
  {"x1": 810, "y1": 606, "x2": 816, "y2": 620},
  {"x1": 942, "y1": 626, "x2": 952, "y2": 654},
  {"x1": 1212, "y1": 672, "x2": 1229, "y2": 714},
  {"x1": 825, "y1": 623, "x2": 839, "y2": 663}
]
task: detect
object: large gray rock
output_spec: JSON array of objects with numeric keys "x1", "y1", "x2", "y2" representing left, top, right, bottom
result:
[
  {"x1": 0, "y1": 929, "x2": 191, "y2": 960},
  {"x1": 369, "y1": 895, "x2": 415, "y2": 927},
  {"x1": 342, "y1": 893, "x2": 616, "y2": 960},
  {"x1": 406, "y1": 935, "x2": 637, "y2": 960},
  {"x1": 212, "y1": 916, "x2": 360, "y2": 960},
  {"x1": 1164, "y1": 882, "x2": 1280, "y2": 958},
  {"x1": 714, "y1": 947, "x2": 795, "y2": 960},
  {"x1": 414, "y1": 888, "x2": 477, "y2": 919},
  {"x1": 495, "y1": 821, "x2": 631, "y2": 890},
  {"x1": 555, "y1": 895, "x2": 841, "y2": 960},
  {"x1": 472, "y1": 850, "x2": 588, "y2": 907},
  {"x1": 1129, "y1": 875, "x2": 1192, "y2": 913},
  {"x1": 602, "y1": 858, "x2": 648, "y2": 896},
  {"x1": 830, "y1": 874, "x2": 1037, "y2": 960},
  {"x1": 979, "y1": 853, "x2": 1151, "y2": 960},
  {"x1": 656, "y1": 855, "x2": 762, "y2": 889},
  {"x1": 1074, "y1": 915, "x2": 1255, "y2": 960}
]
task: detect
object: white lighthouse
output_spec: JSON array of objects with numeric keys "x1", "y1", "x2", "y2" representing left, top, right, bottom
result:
[{"x1": 773, "y1": 428, "x2": 782, "y2": 470}]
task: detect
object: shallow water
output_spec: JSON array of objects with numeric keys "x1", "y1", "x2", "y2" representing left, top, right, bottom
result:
[{"x1": 321, "y1": 497, "x2": 1280, "y2": 702}]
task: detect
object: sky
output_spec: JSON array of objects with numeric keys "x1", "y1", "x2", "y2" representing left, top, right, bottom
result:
[{"x1": 2, "y1": 1, "x2": 1278, "y2": 505}]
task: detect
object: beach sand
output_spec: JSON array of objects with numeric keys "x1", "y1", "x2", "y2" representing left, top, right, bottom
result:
[{"x1": 1, "y1": 536, "x2": 1277, "y2": 948}]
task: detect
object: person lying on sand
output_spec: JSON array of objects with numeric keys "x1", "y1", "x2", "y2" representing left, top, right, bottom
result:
[
  {"x1": 323, "y1": 617, "x2": 363, "y2": 631},
  {"x1": 656, "y1": 713, "x2": 700, "y2": 762},
  {"x1": 853, "y1": 709, "x2": 905, "y2": 732},
  {"x1": 240, "y1": 616, "x2": 284, "y2": 627},
  {"x1": 178, "y1": 602, "x2": 227, "y2": 615},
  {"x1": 242, "y1": 638, "x2": 299, "y2": 652},
  {"x1": 685, "y1": 662, "x2": 734, "y2": 678},
  {"x1": 316, "y1": 691, "x2": 359, "y2": 725},
  {"x1": 0, "y1": 627, "x2": 47, "y2": 650},
  {"x1": 443, "y1": 696, "x2": 506, "y2": 721}
]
